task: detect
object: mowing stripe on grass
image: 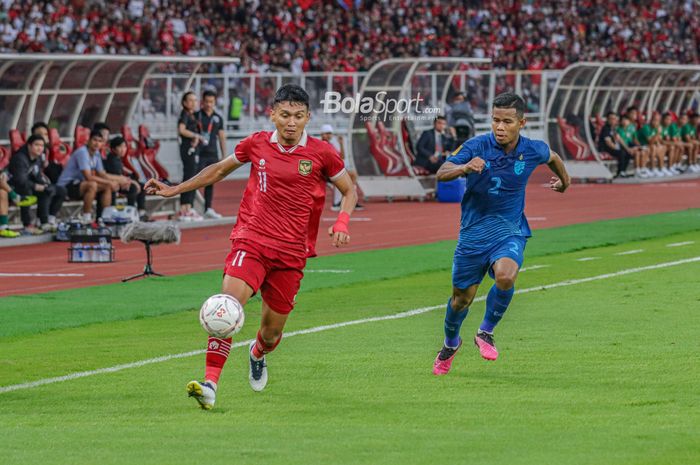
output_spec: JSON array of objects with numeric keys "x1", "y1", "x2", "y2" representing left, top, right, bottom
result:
[{"x1": 2, "y1": 255, "x2": 700, "y2": 395}]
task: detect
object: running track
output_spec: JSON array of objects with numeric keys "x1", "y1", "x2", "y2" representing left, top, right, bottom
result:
[{"x1": 1, "y1": 174, "x2": 699, "y2": 297}]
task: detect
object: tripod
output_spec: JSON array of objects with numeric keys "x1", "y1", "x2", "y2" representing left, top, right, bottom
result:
[{"x1": 122, "y1": 240, "x2": 164, "y2": 282}]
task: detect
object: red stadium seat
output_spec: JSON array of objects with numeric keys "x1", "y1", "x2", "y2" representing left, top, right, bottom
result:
[
  {"x1": 557, "y1": 117, "x2": 593, "y2": 161},
  {"x1": 0, "y1": 146, "x2": 10, "y2": 171},
  {"x1": 374, "y1": 121, "x2": 409, "y2": 176},
  {"x1": 48, "y1": 128, "x2": 72, "y2": 166},
  {"x1": 400, "y1": 120, "x2": 431, "y2": 176},
  {"x1": 73, "y1": 125, "x2": 90, "y2": 151},
  {"x1": 366, "y1": 121, "x2": 403, "y2": 176},
  {"x1": 9, "y1": 129, "x2": 25, "y2": 154},
  {"x1": 137, "y1": 125, "x2": 169, "y2": 181}
]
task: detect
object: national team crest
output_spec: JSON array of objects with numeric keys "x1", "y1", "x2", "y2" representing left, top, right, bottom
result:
[
  {"x1": 514, "y1": 155, "x2": 525, "y2": 175},
  {"x1": 298, "y1": 160, "x2": 313, "y2": 176}
]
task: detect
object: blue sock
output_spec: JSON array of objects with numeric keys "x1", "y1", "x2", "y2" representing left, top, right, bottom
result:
[
  {"x1": 480, "y1": 284, "x2": 514, "y2": 333},
  {"x1": 444, "y1": 298, "x2": 468, "y2": 348}
]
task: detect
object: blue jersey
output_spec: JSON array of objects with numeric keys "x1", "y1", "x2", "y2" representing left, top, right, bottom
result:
[{"x1": 447, "y1": 132, "x2": 550, "y2": 253}]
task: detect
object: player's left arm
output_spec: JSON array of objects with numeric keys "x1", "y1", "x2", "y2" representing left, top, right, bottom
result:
[
  {"x1": 546, "y1": 150, "x2": 570, "y2": 193},
  {"x1": 327, "y1": 171, "x2": 357, "y2": 247},
  {"x1": 145, "y1": 155, "x2": 243, "y2": 197}
]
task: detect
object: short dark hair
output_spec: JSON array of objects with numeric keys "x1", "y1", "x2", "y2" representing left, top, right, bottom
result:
[
  {"x1": 31, "y1": 121, "x2": 49, "y2": 134},
  {"x1": 202, "y1": 89, "x2": 217, "y2": 100},
  {"x1": 27, "y1": 134, "x2": 45, "y2": 145},
  {"x1": 273, "y1": 84, "x2": 309, "y2": 109},
  {"x1": 89, "y1": 129, "x2": 103, "y2": 140},
  {"x1": 626, "y1": 106, "x2": 638, "y2": 113},
  {"x1": 110, "y1": 135, "x2": 126, "y2": 150},
  {"x1": 434, "y1": 116, "x2": 447, "y2": 125},
  {"x1": 492, "y1": 92, "x2": 526, "y2": 119},
  {"x1": 606, "y1": 111, "x2": 617, "y2": 118},
  {"x1": 93, "y1": 122, "x2": 110, "y2": 134},
  {"x1": 181, "y1": 91, "x2": 195, "y2": 106}
]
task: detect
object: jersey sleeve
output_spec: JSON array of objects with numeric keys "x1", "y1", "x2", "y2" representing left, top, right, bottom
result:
[
  {"x1": 446, "y1": 141, "x2": 475, "y2": 165},
  {"x1": 533, "y1": 140, "x2": 551, "y2": 165},
  {"x1": 323, "y1": 147, "x2": 346, "y2": 181},
  {"x1": 231, "y1": 134, "x2": 254, "y2": 164}
]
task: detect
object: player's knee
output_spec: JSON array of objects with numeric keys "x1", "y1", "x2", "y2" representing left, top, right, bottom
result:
[
  {"x1": 85, "y1": 181, "x2": 97, "y2": 192},
  {"x1": 495, "y1": 272, "x2": 516, "y2": 290},
  {"x1": 260, "y1": 326, "x2": 282, "y2": 344},
  {"x1": 452, "y1": 294, "x2": 473, "y2": 311}
]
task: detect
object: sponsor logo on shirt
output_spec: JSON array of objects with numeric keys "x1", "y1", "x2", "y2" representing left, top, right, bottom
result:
[
  {"x1": 514, "y1": 154, "x2": 525, "y2": 175},
  {"x1": 298, "y1": 160, "x2": 313, "y2": 176}
]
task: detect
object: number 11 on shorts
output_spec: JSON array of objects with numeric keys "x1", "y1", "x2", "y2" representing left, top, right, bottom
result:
[{"x1": 232, "y1": 251, "x2": 246, "y2": 267}]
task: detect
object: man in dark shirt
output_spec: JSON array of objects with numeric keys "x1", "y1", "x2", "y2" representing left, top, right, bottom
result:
[
  {"x1": 8, "y1": 135, "x2": 67, "y2": 233},
  {"x1": 194, "y1": 89, "x2": 226, "y2": 219},
  {"x1": 104, "y1": 136, "x2": 146, "y2": 217},
  {"x1": 415, "y1": 116, "x2": 456, "y2": 174},
  {"x1": 597, "y1": 111, "x2": 631, "y2": 178}
]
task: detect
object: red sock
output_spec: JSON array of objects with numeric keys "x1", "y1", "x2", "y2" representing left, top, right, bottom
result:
[
  {"x1": 204, "y1": 337, "x2": 232, "y2": 384},
  {"x1": 251, "y1": 330, "x2": 282, "y2": 359}
]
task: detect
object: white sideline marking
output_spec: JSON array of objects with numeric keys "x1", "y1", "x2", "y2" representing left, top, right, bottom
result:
[
  {"x1": 0, "y1": 273, "x2": 85, "y2": 277},
  {"x1": 576, "y1": 257, "x2": 601, "y2": 262},
  {"x1": 614, "y1": 249, "x2": 644, "y2": 256},
  {"x1": 2, "y1": 255, "x2": 700, "y2": 395},
  {"x1": 666, "y1": 241, "x2": 694, "y2": 247},
  {"x1": 528, "y1": 217, "x2": 547, "y2": 221},
  {"x1": 520, "y1": 264, "x2": 550, "y2": 272},
  {"x1": 305, "y1": 269, "x2": 352, "y2": 274},
  {"x1": 322, "y1": 217, "x2": 372, "y2": 222}
]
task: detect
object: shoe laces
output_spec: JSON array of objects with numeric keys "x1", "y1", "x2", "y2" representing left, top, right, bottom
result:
[
  {"x1": 438, "y1": 346, "x2": 458, "y2": 361},
  {"x1": 477, "y1": 331, "x2": 495, "y2": 346},
  {"x1": 250, "y1": 356, "x2": 266, "y2": 380}
]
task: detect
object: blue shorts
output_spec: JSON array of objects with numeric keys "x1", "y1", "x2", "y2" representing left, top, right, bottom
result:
[{"x1": 452, "y1": 236, "x2": 527, "y2": 289}]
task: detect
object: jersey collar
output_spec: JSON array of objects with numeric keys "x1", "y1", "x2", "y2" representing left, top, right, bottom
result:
[
  {"x1": 270, "y1": 130, "x2": 308, "y2": 154},
  {"x1": 488, "y1": 131, "x2": 523, "y2": 156}
]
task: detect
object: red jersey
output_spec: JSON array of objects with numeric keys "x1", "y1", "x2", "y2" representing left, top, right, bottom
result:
[{"x1": 230, "y1": 130, "x2": 346, "y2": 258}]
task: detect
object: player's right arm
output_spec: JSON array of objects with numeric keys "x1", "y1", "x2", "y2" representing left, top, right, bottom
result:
[
  {"x1": 145, "y1": 155, "x2": 243, "y2": 197},
  {"x1": 436, "y1": 158, "x2": 485, "y2": 181}
]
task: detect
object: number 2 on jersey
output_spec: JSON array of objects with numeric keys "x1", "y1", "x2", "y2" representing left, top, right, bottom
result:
[
  {"x1": 488, "y1": 176, "x2": 502, "y2": 195},
  {"x1": 258, "y1": 171, "x2": 267, "y2": 192}
]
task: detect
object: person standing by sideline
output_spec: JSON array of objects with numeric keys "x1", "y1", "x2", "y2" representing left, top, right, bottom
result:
[
  {"x1": 194, "y1": 89, "x2": 227, "y2": 219},
  {"x1": 178, "y1": 91, "x2": 203, "y2": 221}
]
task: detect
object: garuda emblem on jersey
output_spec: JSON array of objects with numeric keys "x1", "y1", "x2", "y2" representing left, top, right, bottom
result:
[
  {"x1": 298, "y1": 160, "x2": 313, "y2": 176},
  {"x1": 514, "y1": 154, "x2": 525, "y2": 175}
]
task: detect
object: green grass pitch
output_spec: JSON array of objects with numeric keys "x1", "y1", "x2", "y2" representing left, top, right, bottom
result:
[{"x1": 1, "y1": 210, "x2": 699, "y2": 464}]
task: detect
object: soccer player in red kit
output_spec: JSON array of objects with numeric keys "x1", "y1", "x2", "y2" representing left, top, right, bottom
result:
[{"x1": 145, "y1": 85, "x2": 357, "y2": 409}]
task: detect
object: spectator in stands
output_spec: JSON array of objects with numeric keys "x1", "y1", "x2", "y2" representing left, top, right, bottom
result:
[
  {"x1": 194, "y1": 89, "x2": 226, "y2": 219},
  {"x1": 415, "y1": 116, "x2": 455, "y2": 174},
  {"x1": 617, "y1": 113, "x2": 649, "y2": 178},
  {"x1": 104, "y1": 136, "x2": 147, "y2": 219},
  {"x1": 598, "y1": 111, "x2": 631, "y2": 178},
  {"x1": 31, "y1": 121, "x2": 49, "y2": 144},
  {"x1": 680, "y1": 112, "x2": 700, "y2": 172},
  {"x1": 8, "y1": 135, "x2": 66, "y2": 233},
  {"x1": 177, "y1": 91, "x2": 203, "y2": 221},
  {"x1": 320, "y1": 124, "x2": 363, "y2": 211},
  {"x1": 57, "y1": 129, "x2": 117, "y2": 223},
  {"x1": 446, "y1": 93, "x2": 475, "y2": 145},
  {"x1": 637, "y1": 114, "x2": 669, "y2": 177}
]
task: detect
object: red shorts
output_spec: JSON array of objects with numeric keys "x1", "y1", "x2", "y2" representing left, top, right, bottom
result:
[{"x1": 223, "y1": 239, "x2": 306, "y2": 314}]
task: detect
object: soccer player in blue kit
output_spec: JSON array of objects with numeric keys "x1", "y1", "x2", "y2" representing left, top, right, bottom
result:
[{"x1": 433, "y1": 92, "x2": 571, "y2": 375}]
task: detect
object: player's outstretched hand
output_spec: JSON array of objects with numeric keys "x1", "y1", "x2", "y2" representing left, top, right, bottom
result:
[
  {"x1": 328, "y1": 225, "x2": 350, "y2": 248},
  {"x1": 549, "y1": 176, "x2": 568, "y2": 193},
  {"x1": 145, "y1": 178, "x2": 178, "y2": 197},
  {"x1": 464, "y1": 157, "x2": 486, "y2": 174}
]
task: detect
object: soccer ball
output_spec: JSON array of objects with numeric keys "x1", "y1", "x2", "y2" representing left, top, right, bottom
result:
[{"x1": 199, "y1": 294, "x2": 245, "y2": 338}]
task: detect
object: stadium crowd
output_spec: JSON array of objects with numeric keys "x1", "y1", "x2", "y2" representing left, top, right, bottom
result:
[{"x1": 0, "y1": 1, "x2": 696, "y2": 72}]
